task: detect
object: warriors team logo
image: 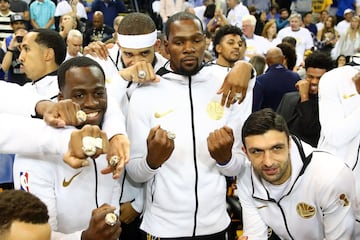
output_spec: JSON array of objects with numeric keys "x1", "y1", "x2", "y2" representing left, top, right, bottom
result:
[
  {"x1": 339, "y1": 193, "x2": 350, "y2": 207},
  {"x1": 296, "y1": 202, "x2": 316, "y2": 219},
  {"x1": 206, "y1": 101, "x2": 224, "y2": 120},
  {"x1": 19, "y1": 172, "x2": 29, "y2": 192}
]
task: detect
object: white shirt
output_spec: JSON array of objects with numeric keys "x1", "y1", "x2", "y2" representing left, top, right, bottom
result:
[
  {"x1": 227, "y1": 3, "x2": 249, "y2": 28},
  {"x1": 276, "y1": 27, "x2": 314, "y2": 66},
  {"x1": 54, "y1": 0, "x2": 87, "y2": 19}
]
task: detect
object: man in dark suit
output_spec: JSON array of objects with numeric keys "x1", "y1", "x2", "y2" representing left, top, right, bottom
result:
[{"x1": 277, "y1": 51, "x2": 333, "y2": 147}]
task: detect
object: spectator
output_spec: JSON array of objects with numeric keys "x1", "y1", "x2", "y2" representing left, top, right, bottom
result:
[
  {"x1": 262, "y1": 19, "x2": 277, "y2": 45},
  {"x1": 65, "y1": 29, "x2": 83, "y2": 60},
  {"x1": 29, "y1": 0, "x2": 56, "y2": 29},
  {"x1": 316, "y1": 15, "x2": 339, "y2": 56},
  {"x1": 91, "y1": 0, "x2": 126, "y2": 27},
  {"x1": 226, "y1": 0, "x2": 249, "y2": 28},
  {"x1": 83, "y1": 11, "x2": 114, "y2": 46},
  {"x1": 252, "y1": 46, "x2": 300, "y2": 111}
]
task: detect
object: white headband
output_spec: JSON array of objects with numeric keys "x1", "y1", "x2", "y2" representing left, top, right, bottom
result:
[{"x1": 117, "y1": 30, "x2": 157, "y2": 49}]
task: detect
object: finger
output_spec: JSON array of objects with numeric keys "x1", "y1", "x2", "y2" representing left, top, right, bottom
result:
[
  {"x1": 222, "y1": 126, "x2": 234, "y2": 137},
  {"x1": 145, "y1": 62, "x2": 157, "y2": 82},
  {"x1": 236, "y1": 89, "x2": 247, "y2": 104},
  {"x1": 63, "y1": 151, "x2": 90, "y2": 168},
  {"x1": 44, "y1": 114, "x2": 66, "y2": 128},
  {"x1": 147, "y1": 125, "x2": 160, "y2": 142}
]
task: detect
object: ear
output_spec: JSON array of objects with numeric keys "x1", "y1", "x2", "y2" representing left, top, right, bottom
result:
[
  {"x1": 241, "y1": 146, "x2": 250, "y2": 161},
  {"x1": 58, "y1": 91, "x2": 64, "y2": 101},
  {"x1": 215, "y1": 44, "x2": 221, "y2": 54},
  {"x1": 164, "y1": 39, "x2": 170, "y2": 55},
  {"x1": 44, "y1": 48, "x2": 55, "y2": 62},
  {"x1": 154, "y1": 39, "x2": 161, "y2": 51}
]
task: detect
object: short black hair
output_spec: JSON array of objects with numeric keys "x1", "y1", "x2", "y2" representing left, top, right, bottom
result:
[
  {"x1": 0, "y1": 190, "x2": 49, "y2": 234},
  {"x1": 31, "y1": 29, "x2": 66, "y2": 66},
  {"x1": 58, "y1": 56, "x2": 105, "y2": 91},
  {"x1": 242, "y1": 108, "x2": 290, "y2": 147},
  {"x1": 212, "y1": 25, "x2": 242, "y2": 58},
  {"x1": 305, "y1": 51, "x2": 333, "y2": 71},
  {"x1": 165, "y1": 11, "x2": 203, "y2": 39}
]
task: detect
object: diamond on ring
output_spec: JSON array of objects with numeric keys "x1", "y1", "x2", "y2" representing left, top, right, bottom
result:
[
  {"x1": 233, "y1": 92, "x2": 243, "y2": 101},
  {"x1": 138, "y1": 70, "x2": 146, "y2": 79},
  {"x1": 109, "y1": 156, "x2": 120, "y2": 167},
  {"x1": 105, "y1": 212, "x2": 118, "y2": 226},
  {"x1": 82, "y1": 136, "x2": 102, "y2": 157},
  {"x1": 76, "y1": 110, "x2": 87, "y2": 122},
  {"x1": 167, "y1": 131, "x2": 176, "y2": 140}
]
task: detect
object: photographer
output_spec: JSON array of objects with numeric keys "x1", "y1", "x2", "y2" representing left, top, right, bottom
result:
[{"x1": 2, "y1": 27, "x2": 29, "y2": 85}]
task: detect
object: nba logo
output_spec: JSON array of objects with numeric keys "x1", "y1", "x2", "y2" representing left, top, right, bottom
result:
[{"x1": 19, "y1": 172, "x2": 29, "y2": 192}]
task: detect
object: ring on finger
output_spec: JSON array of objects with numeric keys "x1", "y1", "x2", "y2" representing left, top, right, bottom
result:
[
  {"x1": 138, "y1": 70, "x2": 146, "y2": 79},
  {"x1": 167, "y1": 131, "x2": 176, "y2": 140},
  {"x1": 232, "y1": 92, "x2": 242, "y2": 101},
  {"x1": 109, "y1": 155, "x2": 120, "y2": 167},
  {"x1": 105, "y1": 212, "x2": 118, "y2": 226},
  {"x1": 76, "y1": 110, "x2": 87, "y2": 122}
]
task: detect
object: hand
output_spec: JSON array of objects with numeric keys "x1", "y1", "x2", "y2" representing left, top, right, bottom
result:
[
  {"x1": 81, "y1": 204, "x2": 121, "y2": 240},
  {"x1": 83, "y1": 41, "x2": 109, "y2": 60},
  {"x1": 237, "y1": 236, "x2": 248, "y2": 240},
  {"x1": 217, "y1": 61, "x2": 252, "y2": 107},
  {"x1": 352, "y1": 72, "x2": 360, "y2": 94},
  {"x1": 146, "y1": 125, "x2": 175, "y2": 169},
  {"x1": 295, "y1": 79, "x2": 310, "y2": 102},
  {"x1": 119, "y1": 61, "x2": 160, "y2": 83},
  {"x1": 207, "y1": 126, "x2": 234, "y2": 165},
  {"x1": 119, "y1": 202, "x2": 140, "y2": 224},
  {"x1": 38, "y1": 99, "x2": 83, "y2": 128},
  {"x1": 8, "y1": 34, "x2": 20, "y2": 50},
  {"x1": 63, "y1": 125, "x2": 110, "y2": 168},
  {"x1": 101, "y1": 134, "x2": 130, "y2": 179}
]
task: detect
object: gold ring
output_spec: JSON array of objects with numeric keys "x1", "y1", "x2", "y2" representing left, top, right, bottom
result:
[
  {"x1": 233, "y1": 92, "x2": 242, "y2": 101},
  {"x1": 109, "y1": 156, "x2": 120, "y2": 167},
  {"x1": 76, "y1": 110, "x2": 87, "y2": 122},
  {"x1": 138, "y1": 70, "x2": 146, "y2": 79},
  {"x1": 167, "y1": 131, "x2": 176, "y2": 140},
  {"x1": 105, "y1": 212, "x2": 118, "y2": 226}
]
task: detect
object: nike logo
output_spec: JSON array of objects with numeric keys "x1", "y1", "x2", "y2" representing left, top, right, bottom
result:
[
  {"x1": 62, "y1": 171, "x2": 82, "y2": 187},
  {"x1": 154, "y1": 109, "x2": 173, "y2": 118},
  {"x1": 343, "y1": 93, "x2": 357, "y2": 99},
  {"x1": 256, "y1": 205, "x2": 268, "y2": 209}
]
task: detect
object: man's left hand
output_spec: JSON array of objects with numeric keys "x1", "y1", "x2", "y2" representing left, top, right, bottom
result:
[
  {"x1": 101, "y1": 134, "x2": 130, "y2": 179},
  {"x1": 207, "y1": 126, "x2": 234, "y2": 165},
  {"x1": 119, "y1": 202, "x2": 140, "y2": 224},
  {"x1": 217, "y1": 61, "x2": 252, "y2": 108}
]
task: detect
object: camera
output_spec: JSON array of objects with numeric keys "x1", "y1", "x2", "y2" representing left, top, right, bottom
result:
[{"x1": 16, "y1": 35, "x2": 23, "y2": 43}]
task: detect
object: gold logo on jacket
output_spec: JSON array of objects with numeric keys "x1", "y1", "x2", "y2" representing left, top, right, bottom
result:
[
  {"x1": 154, "y1": 109, "x2": 173, "y2": 118},
  {"x1": 339, "y1": 193, "x2": 350, "y2": 207},
  {"x1": 207, "y1": 101, "x2": 224, "y2": 120},
  {"x1": 62, "y1": 171, "x2": 82, "y2": 187},
  {"x1": 296, "y1": 202, "x2": 316, "y2": 219}
]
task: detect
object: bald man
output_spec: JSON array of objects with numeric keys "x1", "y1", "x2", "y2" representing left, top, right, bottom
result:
[
  {"x1": 84, "y1": 11, "x2": 114, "y2": 46},
  {"x1": 253, "y1": 47, "x2": 301, "y2": 111}
]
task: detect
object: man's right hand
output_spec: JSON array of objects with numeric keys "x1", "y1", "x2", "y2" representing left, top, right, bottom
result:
[
  {"x1": 81, "y1": 204, "x2": 121, "y2": 240},
  {"x1": 63, "y1": 125, "x2": 109, "y2": 168},
  {"x1": 83, "y1": 41, "x2": 109, "y2": 60},
  {"x1": 119, "y1": 61, "x2": 160, "y2": 83},
  {"x1": 146, "y1": 125, "x2": 174, "y2": 169},
  {"x1": 37, "y1": 99, "x2": 84, "y2": 128},
  {"x1": 295, "y1": 79, "x2": 310, "y2": 102}
]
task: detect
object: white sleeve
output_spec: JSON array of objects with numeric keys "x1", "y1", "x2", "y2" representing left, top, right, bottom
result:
[
  {"x1": 0, "y1": 81, "x2": 45, "y2": 116},
  {"x1": 318, "y1": 67, "x2": 360, "y2": 147},
  {"x1": 237, "y1": 167, "x2": 268, "y2": 239},
  {"x1": 102, "y1": 95, "x2": 127, "y2": 139},
  {"x1": 51, "y1": 231, "x2": 83, "y2": 240},
  {"x1": 216, "y1": 76, "x2": 255, "y2": 176},
  {"x1": 0, "y1": 113, "x2": 71, "y2": 155}
]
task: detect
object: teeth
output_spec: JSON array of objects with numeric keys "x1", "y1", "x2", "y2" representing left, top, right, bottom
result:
[{"x1": 86, "y1": 112, "x2": 98, "y2": 118}]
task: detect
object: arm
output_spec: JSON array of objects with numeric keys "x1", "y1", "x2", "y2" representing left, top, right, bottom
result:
[
  {"x1": 217, "y1": 61, "x2": 253, "y2": 107},
  {"x1": 236, "y1": 167, "x2": 268, "y2": 239},
  {"x1": 318, "y1": 67, "x2": 360, "y2": 147},
  {"x1": 1, "y1": 36, "x2": 18, "y2": 71},
  {"x1": 44, "y1": 17, "x2": 55, "y2": 29},
  {"x1": 320, "y1": 160, "x2": 356, "y2": 239}
]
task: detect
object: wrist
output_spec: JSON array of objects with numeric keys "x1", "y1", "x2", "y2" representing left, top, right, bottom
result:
[{"x1": 7, "y1": 48, "x2": 14, "y2": 53}]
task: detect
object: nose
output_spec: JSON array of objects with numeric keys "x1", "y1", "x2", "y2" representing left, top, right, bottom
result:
[
  {"x1": 19, "y1": 49, "x2": 25, "y2": 63},
  {"x1": 263, "y1": 150, "x2": 273, "y2": 167},
  {"x1": 183, "y1": 41, "x2": 195, "y2": 53},
  {"x1": 83, "y1": 95, "x2": 98, "y2": 108}
]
